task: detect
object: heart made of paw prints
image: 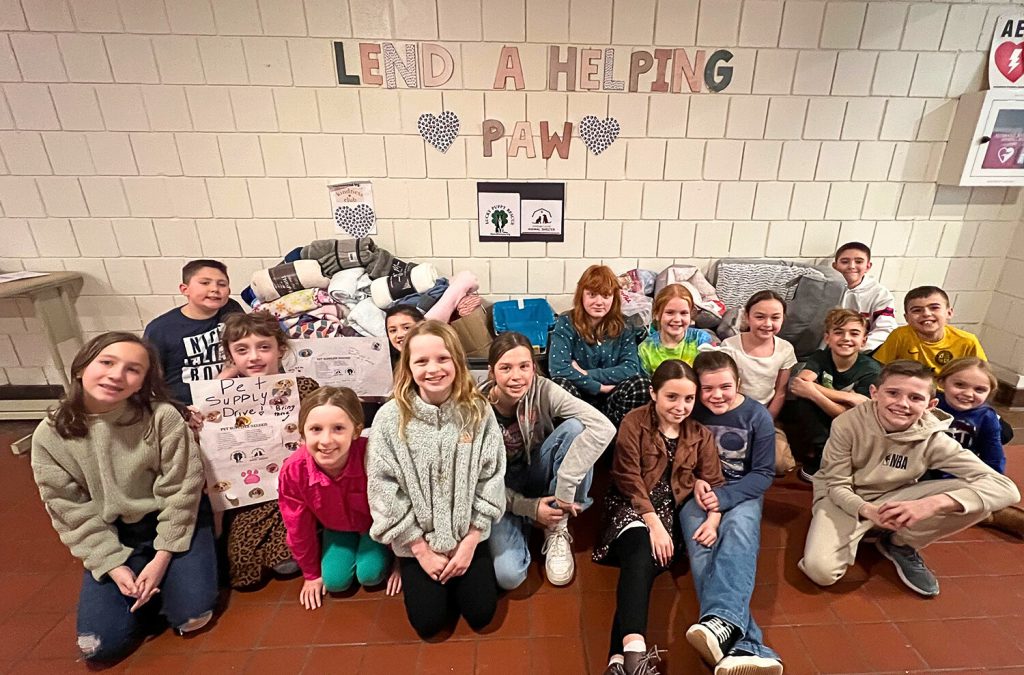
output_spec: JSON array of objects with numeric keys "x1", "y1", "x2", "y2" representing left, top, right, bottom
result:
[
  {"x1": 334, "y1": 203, "x2": 375, "y2": 239},
  {"x1": 579, "y1": 115, "x2": 621, "y2": 155},
  {"x1": 418, "y1": 111, "x2": 460, "y2": 153}
]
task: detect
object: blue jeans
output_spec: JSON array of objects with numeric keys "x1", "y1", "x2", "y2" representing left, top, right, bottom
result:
[
  {"x1": 679, "y1": 496, "x2": 779, "y2": 661},
  {"x1": 490, "y1": 419, "x2": 592, "y2": 590},
  {"x1": 76, "y1": 500, "x2": 218, "y2": 662}
]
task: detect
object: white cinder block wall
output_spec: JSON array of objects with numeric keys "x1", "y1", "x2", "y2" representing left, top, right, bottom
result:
[{"x1": 1, "y1": 0, "x2": 1023, "y2": 386}]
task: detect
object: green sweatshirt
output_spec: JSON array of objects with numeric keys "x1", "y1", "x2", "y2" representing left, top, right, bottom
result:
[
  {"x1": 31, "y1": 402, "x2": 204, "y2": 580},
  {"x1": 814, "y1": 401, "x2": 1020, "y2": 519}
]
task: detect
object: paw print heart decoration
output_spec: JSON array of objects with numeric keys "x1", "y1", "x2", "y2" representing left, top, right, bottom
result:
[
  {"x1": 334, "y1": 203, "x2": 376, "y2": 239},
  {"x1": 579, "y1": 115, "x2": 621, "y2": 155},
  {"x1": 418, "y1": 110, "x2": 460, "y2": 153}
]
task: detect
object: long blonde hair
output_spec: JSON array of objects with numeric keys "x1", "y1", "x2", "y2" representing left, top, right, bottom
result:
[{"x1": 393, "y1": 320, "x2": 488, "y2": 440}]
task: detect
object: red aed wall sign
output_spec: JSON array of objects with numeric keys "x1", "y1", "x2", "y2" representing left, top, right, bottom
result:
[{"x1": 990, "y1": 14, "x2": 1024, "y2": 87}]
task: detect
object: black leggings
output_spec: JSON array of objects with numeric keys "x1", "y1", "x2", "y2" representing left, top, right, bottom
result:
[
  {"x1": 607, "y1": 527, "x2": 663, "y2": 657},
  {"x1": 399, "y1": 544, "x2": 498, "y2": 639}
]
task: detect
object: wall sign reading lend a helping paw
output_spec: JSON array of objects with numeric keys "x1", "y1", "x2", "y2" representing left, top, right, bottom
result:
[{"x1": 418, "y1": 111, "x2": 460, "y2": 152}]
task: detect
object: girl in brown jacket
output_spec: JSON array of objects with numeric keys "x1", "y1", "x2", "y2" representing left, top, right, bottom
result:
[{"x1": 593, "y1": 359, "x2": 726, "y2": 675}]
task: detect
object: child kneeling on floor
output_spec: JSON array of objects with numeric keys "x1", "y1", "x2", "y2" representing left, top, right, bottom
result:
[
  {"x1": 799, "y1": 360, "x2": 1020, "y2": 597},
  {"x1": 32, "y1": 332, "x2": 217, "y2": 662},
  {"x1": 279, "y1": 386, "x2": 401, "y2": 610}
]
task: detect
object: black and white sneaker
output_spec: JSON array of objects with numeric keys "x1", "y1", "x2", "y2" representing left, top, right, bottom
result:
[
  {"x1": 686, "y1": 616, "x2": 740, "y2": 666},
  {"x1": 714, "y1": 652, "x2": 783, "y2": 675}
]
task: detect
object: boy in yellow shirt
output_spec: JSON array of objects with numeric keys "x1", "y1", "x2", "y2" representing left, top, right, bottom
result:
[{"x1": 873, "y1": 286, "x2": 985, "y2": 375}]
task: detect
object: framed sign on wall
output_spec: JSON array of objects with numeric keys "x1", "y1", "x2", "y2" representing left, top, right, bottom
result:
[{"x1": 477, "y1": 182, "x2": 565, "y2": 243}]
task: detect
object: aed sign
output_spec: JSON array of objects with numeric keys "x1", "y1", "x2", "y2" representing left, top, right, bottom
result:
[{"x1": 990, "y1": 14, "x2": 1024, "y2": 87}]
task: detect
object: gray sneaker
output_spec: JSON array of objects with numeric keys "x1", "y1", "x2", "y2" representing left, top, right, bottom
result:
[{"x1": 875, "y1": 532, "x2": 939, "y2": 597}]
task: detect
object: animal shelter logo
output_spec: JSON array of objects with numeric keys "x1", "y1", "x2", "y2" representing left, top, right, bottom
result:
[{"x1": 485, "y1": 205, "x2": 514, "y2": 235}]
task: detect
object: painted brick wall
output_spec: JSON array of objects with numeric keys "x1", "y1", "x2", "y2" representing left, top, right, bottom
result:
[{"x1": 0, "y1": 0, "x2": 1022, "y2": 386}]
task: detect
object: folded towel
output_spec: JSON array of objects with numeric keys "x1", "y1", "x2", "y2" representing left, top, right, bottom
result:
[
  {"x1": 251, "y1": 260, "x2": 330, "y2": 303},
  {"x1": 396, "y1": 277, "x2": 449, "y2": 314},
  {"x1": 262, "y1": 288, "x2": 332, "y2": 320},
  {"x1": 456, "y1": 293, "x2": 482, "y2": 317},
  {"x1": 328, "y1": 267, "x2": 368, "y2": 304},
  {"x1": 347, "y1": 298, "x2": 386, "y2": 337},
  {"x1": 425, "y1": 270, "x2": 479, "y2": 322}
]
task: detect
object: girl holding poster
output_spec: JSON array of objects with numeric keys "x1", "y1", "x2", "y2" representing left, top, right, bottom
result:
[
  {"x1": 30, "y1": 332, "x2": 217, "y2": 662},
  {"x1": 367, "y1": 320, "x2": 506, "y2": 638},
  {"x1": 278, "y1": 386, "x2": 401, "y2": 610},
  {"x1": 217, "y1": 312, "x2": 320, "y2": 588}
]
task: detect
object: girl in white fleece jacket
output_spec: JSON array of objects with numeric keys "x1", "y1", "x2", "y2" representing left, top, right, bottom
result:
[{"x1": 367, "y1": 320, "x2": 506, "y2": 639}]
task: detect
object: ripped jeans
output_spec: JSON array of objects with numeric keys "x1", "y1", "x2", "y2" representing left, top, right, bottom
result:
[{"x1": 76, "y1": 498, "x2": 218, "y2": 662}]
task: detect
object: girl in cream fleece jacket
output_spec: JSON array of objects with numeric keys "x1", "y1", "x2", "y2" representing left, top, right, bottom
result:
[{"x1": 367, "y1": 320, "x2": 505, "y2": 639}]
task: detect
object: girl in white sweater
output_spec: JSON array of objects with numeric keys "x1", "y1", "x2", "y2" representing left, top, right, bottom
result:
[{"x1": 367, "y1": 320, "x2": 506, "y2": 638}]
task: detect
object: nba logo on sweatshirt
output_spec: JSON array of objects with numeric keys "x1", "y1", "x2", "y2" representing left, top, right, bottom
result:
[{"x1": 883, "y1": 453, "x2": 909, "y2": 470}]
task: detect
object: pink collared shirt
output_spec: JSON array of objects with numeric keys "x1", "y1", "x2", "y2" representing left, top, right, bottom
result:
[{"x1": 278, "y1": 437, "x2": 373, "y2": 580}]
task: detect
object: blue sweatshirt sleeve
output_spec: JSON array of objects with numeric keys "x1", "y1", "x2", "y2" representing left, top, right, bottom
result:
[
  {"x1": 975, "y1": 408, "x2": 1007, "y2": 474},
  {"x1": 714, "y1": 402, "x2": 776, "y2": 511},
  {"x1": 586, "y1": 330, "x2": 643, "y2": 384},
  {"x1": 547, "y1": 317, "x2": 602, "y2": 395}
]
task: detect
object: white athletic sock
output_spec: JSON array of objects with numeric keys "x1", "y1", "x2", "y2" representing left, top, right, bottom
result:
[{"x1": 623, "y1": 638, "x2": 647, "y2": 653}]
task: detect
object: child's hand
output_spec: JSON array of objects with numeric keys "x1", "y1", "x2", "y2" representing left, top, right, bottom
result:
[
  {"x1": 300, "y1": 577, "x2": 326, "y2": 610},
  {"x1": 647, "y1": 518, "x2": 674, "y2": 567},
  {"x1": 186, "y1": 406, "x2": 204, "y2": 433},
  {"x1": 877, "y1": 495, "x2": 956, "y2": 529},
  {"x1": 386, "y1": 561, "x2": 402, "y2": 596},
  {"x1": 599, "y1": 384, "x2": 616, "y2": 394},
  {"x1": 695, "y1": 482, "x2": 720, "y2": 512},
  {"x1": 131, "y1": 552, "x2": 170, "y2": 612},
  {"x1": 692, "y1": 519, "x2": 719, "y2": 547},
  {"x1": 858, "y1": 502, "x2": 896, "y2": 530},
  {"x1": 108, "y1": 566, "x2": 138, "y2": 599},
  {"x1": 438, "y1": 529, "x2": 481, "y2": 584},
  {"x1": 571, "y1": 360, "x2": 587, "y2": 375},
  {"x1": 414, "y1": 547, "x2": 450, "y2": 582},
  {"x1": 536, "y1": 500, "x2": 568, "y2": 528},
  {"x1": 789, "y1": 377, "x2": 815, "y2": 399}
]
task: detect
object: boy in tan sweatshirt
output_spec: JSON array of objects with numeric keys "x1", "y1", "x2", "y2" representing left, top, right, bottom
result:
[{"x1": 799, "y1": 360, "x2": 1020, "y2": 597}]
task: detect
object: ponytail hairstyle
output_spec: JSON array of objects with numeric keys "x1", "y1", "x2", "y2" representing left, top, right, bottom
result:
[
  {"x1": 693, "y1": 350, "x2": 742, "y2": 388},
  {"x1": 50, "y1": 332, "x2": 170, "y2": 439},
  {"x1": 392, "y1": 320, "x2": 489, "y2": 441},
  {"x1": 650, "y1": 358, "x2": 699, "y2": 393},
  {"x1": 651, "y1": 284, "x2": 695, "y2": 330},
  {"x1": 743, "y1": 289, "x2": 787, "y2": 316},
  {"x1": 570, "y1": 264, "x2": 625, "y2": 344}
]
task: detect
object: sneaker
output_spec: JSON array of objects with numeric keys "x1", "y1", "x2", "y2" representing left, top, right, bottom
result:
[
  {"x1": 542, "y1": 520, "x2": 575, "y2": 586},
  {"x1": 714, "y1": 653, "x2": 783, "y2": 675},
  {"x1": 272, "y1": 558, "x2": 300, "y2": 575},
  {"x1": 624, "y1": 645, "x2": 665, "y2": 675},
  {"x1": 875, "y1": 532, "x2": 939, "y2": 597},
  {"x1": 985, "y1": 506, "x2": 1024, "y2": 539},
  {"x1": 686, "y1": 616, "x2": 740, "y2": 666},
  {"x1": 797, "y1": 466, "x2": 816, "y2": 483}
]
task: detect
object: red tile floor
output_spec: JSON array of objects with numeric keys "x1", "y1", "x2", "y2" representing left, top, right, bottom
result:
[{"x1": 3, "y1": 416, "x2": 1024, "y2": 674}]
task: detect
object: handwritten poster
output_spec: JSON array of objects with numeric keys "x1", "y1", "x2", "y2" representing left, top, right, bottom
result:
[
  {"x1": 192, "y1": 375, "x2": 301, "y2": 511},
  {"x1": 288, "y1": 336, "x2": 393, "y2": 397}
]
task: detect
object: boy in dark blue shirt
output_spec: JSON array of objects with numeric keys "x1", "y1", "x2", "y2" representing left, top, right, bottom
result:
[{"x1": 144, "y1": 259, "x2": 244, "y2": 405}]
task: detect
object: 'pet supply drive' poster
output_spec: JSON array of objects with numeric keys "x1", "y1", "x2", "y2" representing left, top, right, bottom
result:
[
  {"x1": 192, "y1": 375, "x2": 301, "y2": 511},
  {"x1": 288, "y1": 336, "x2": 393, "y2": 397}
]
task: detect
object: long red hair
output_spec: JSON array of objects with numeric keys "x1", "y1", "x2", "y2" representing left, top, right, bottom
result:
[{"x1": 570, "y1": 265, "x2": 625, "y2": 344}]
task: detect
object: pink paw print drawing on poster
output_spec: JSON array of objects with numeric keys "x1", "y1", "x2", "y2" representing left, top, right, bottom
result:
[{"x1": 242, "y1": 469, "x2": 261, "y2": 484}]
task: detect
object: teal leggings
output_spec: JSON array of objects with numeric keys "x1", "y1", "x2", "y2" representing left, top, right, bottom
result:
[{"x1": 321, "y1": 530, "x2": 389, "y2": 592}]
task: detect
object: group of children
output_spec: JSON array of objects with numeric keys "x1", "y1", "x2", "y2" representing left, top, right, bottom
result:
[{"x1": 27, "y1": 243, "x2": 1022, "y2": 675}]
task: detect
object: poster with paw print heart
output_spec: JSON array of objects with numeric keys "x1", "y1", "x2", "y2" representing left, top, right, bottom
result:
[
  {"x1": 328, "y1": 181, "x2": 378, "y2": 238},
  {"x1": 191, "y1": 375, "x2": 300, "y2": 511}
]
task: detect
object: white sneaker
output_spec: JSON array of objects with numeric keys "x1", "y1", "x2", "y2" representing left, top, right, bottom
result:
[
  {"x1": 541, "y1": 521, "x2": 575, "y2": 586},
  {"x1": 714, "y1": 654, "x2": 783, "y2": 675}
]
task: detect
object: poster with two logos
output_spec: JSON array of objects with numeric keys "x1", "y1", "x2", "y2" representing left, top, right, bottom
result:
[{"x1": 477, "y1": 182, "x2": 564, "y2": 243}]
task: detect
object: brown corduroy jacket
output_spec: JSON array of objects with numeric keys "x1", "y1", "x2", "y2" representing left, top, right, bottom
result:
[{"x1": 612, "y1": 402, "x2": 726, "y2": 516}]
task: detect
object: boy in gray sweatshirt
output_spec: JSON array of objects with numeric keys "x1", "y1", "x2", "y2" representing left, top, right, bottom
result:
[{"x1": 799, "y1": 360, "x2": 1020, "y2": 597}]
